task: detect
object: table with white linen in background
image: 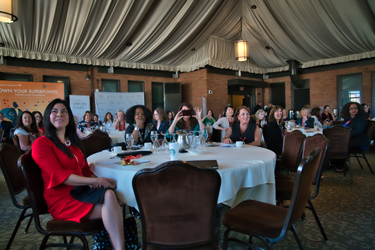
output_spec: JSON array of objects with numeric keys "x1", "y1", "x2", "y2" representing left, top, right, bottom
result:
[
  {"x1": 108, "y1": 131, "x2": 126, "y2": 144},
  {"x1": 289, "y1": 128, "x2": 323, "y2": 137},
  {"x1": 87, "y1": 145, "x2": 276, "y2": 211}
]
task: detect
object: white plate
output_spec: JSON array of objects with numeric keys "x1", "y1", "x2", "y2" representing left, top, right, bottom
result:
[
  {"x1": 111, "y1": 150, "x2": 127, "y2": 155},
  {"x1": 187, "y1": 149, "x2": 207, "y2": 155}
]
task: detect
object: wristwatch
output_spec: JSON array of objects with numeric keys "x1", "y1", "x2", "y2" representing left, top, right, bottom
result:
[{"x1": 134, "y1": 126, "x2": 140, "y2": 131}]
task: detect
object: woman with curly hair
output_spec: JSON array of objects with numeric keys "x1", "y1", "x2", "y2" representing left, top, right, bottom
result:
[
  {"x1": 167, "y1": 103, "x2": 204, "y2": 136},
  {"x1": 341, "y1": 102, "x2": 368, "y2": 148},
  {"x1": 78, "y1": 111, "x2": 95, "y2": 133},
  {"x1": 125, "y1": 105, "x2": 157, "y2": 145}
]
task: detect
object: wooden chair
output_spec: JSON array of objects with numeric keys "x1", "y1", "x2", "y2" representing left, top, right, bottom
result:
[
  {"x1": 275, "y1": 130, "x2": 306, "y2": 181},
  {"x1": 0, "y1": 143, "x2": 33, "y2": 250},
  {"x1": 323, "y1": 126, "x2": 352, "y2": 183},
  {"x1": 276, "y1": 134, "x2": 329, "y2": 241},
  {"x1": 222, "y1": 149, "x2": 321, "y2": 250},
  {"x1": 17, "y1": 150, "x2": 105, "y2": 250},
  {"x1": 349, "y1": 121, "x2": 375, "y2": 174},
  {"x1": 81, "y1": 129, "x2": 112, "y2": 157},
  {"x1": 133, "y1": 161, "x2": 221, "y2": 249}
]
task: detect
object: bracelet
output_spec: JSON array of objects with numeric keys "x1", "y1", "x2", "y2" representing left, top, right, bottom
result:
[{"x1": 134, "y1": 126, "x2": 140, "y2": 131}]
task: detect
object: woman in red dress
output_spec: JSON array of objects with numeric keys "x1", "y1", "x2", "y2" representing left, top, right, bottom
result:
[{"x1": 32, "y1": 99, "x2": 125, "y2": 250}]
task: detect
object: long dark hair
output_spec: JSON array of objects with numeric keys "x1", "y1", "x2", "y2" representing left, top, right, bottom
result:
[
  {"x1": 16, "y1": 111, "x2": 39, "y2": 134},
  {"x1": 340, "y1": 102, "x2": 366, "y2": 121},
  {"x1": 176, "y1": 103, "x2": 198, "y2": 130},
  {"x1": 125, "y1": 105, "x2": 153, "y2": 124},
  {"x1": 311, "y1": 107, "x2": 323, "y2": 124},
  {"x1": 166, "y1": 111, "x2": 174, "y2": 121},
  {"x1": 32, "y1": 111, "x2": 44, "y2": 129},
  {"x1": 268, "y1": 105, "x2": 283, "y2": 123},
  {"x1": 43, "y1": 99, "x2": 83, "y2": 159},
  {"x1": 154, "y1": 108, "x2": 168, "y2": 122},
  {"x1": 103, "y1": 112, "x2": 113, "y2": 123}
]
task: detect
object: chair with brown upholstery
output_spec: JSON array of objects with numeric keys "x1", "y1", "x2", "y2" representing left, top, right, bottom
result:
[
  {"x1": 276, "y1": 134, "x2": 329, "y2": 241},
  {"x1": 349, "y1": 121, "x2": 375, "y2": 174},
  {"x1": 0, "y1": 143, "x2": 33, "y2": 250},
  {"x1": 132, "y1": 161, "x2": 221, "y2": 249},
  {"x1": 323, "y1": 126, "x2": 352, "y2": 183},
  {"x1": 81, "y1": 129, "x2": 112, "y2": 158},
  {"x1": 222, "y1": 148, "x2": 321, "y2": 250},
  {"x1": 18, "y1": 150, "x2": 105, "y2": 250},
  {"x1": 275, "y1": 130, "x2": 306, "y2": 181},
  {"x1": 210, "y1": 127, "x2": 222, "y2": 142}
]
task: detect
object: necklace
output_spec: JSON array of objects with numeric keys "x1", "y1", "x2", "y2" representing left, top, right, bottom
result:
[{"x1": 62, "y1": 137, "x2": 71, "y2": 146}]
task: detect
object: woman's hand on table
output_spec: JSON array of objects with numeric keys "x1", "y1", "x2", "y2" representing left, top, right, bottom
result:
[{"x1": 223, "y1": 138, "x2": 233, "y2": 144}]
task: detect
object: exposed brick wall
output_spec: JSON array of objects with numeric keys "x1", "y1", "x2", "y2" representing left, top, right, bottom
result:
[{"x1": 1, "y1": 62, "x2": 374, "y2": 116}]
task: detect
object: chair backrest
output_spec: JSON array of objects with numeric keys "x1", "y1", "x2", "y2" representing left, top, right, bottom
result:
[
  {"x1": 0, "y1": 143, "x2": 24, "y2": 208},
  {"x1": 262, "y1": 125, "x2": 268, "y2": 148},
  {"x1": 133, "y1": 161, "x2": 221, "y2": 249},
  {"x1": 302, "y1": 134, "x2": 329, "y2": 199},
  {"x1": 281, "y1": 130, "x2": 306, "y2": 172},
  {"x1": 81, "y1": 130, "x2": 112, "y2": 157},
  {"x1": 323, "y1": 126, "x2": 351, "y2": 156},
  {"x1": 364, "y1": 121, "x2": 375, "y2": 149},
  {"x1": 10, "y1": 128, "x2": 20, "y2": 147},
  {"x1": 17, "y1": 150, "x2": 49, "y2": 234},
  {"x1": 210, "y1": 127, "x2": 221, "y2": 142},
  {"x1": 0, "y1": 128, "x2": 4, "y2": 142},
  {"x1": 281, "y1": 148, "x2": 321, "y2": 237}
]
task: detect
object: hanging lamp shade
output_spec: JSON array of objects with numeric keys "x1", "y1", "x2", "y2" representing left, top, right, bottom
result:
[
  {"x1": 234, "y1": 40, "x2": 249, "y2": 61},
  {"x1": 0, "y1": 0, "x2": 18, "y2": 23}
]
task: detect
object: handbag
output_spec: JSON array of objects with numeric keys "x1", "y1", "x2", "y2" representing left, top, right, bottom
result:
[{"x1": 93, "y1": 205, "x2": 139, "y2": 250}]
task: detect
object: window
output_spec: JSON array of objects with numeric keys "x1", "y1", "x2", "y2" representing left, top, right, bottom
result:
[
  {"x1": 128, "y1": 81, "x2": 144, "y2": 92},
  {"x1": 152, "y1": 82, "x2": 164, "y2": 111},
  {"x1": 337, "y1": 74, "x2": 362, "y2": 111},
  {"x1": 101, "y1": 79, "x2": 120, "y2": 92},
  {"x1": 43, "y1": 75, "x2": 70, "y2": 100},
  {"x1": 270, "y1": 82, "x2": 285, "y2": 108},
  {"x1": 0, "y1": 72, "x2": 33, "y2": 81}
]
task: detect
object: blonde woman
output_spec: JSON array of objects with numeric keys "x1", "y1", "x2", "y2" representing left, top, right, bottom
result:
[
  {"x1": 112, "y1": 110, "x2": 126, "y2": 131},
  {"x1": 254, "y1": 109, "x2": 267, "y2": 128},
  {"x1": 296, "y1": 108, "x2": 314, "y2": 128}
]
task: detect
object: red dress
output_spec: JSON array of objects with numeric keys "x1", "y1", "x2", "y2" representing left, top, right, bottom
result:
[{"x1": 32, "y1": 136, "x2": 94, "y2": 223}]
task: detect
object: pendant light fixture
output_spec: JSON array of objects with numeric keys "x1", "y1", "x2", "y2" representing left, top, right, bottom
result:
[
  {"x1": 234, "y1": 16, "x2": 249, "y2": 62},
  {"x1": 0, "y1": 0, "x2": 18, "y2": 23}
]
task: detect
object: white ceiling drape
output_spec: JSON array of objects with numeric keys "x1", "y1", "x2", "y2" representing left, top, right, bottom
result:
[{"x1": 0, "y1": 0, "x2": 374, "y2": 74}]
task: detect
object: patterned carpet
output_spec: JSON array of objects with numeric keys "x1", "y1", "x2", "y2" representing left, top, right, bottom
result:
[{"x1": 1, "y1": 147, "x2": 375, "y2": 250}]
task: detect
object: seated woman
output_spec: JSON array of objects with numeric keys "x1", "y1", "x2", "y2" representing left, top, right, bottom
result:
[
  {"x1": 112, "y1": 110, "x2": 126, "y2": 131},
  {"x1": 212, "y1": 106, "x2": 235, "y2": 142},
  {"x1": 14, "y1": 111, "x2": 40, "y2": 153},
  {"x1": 341, "y1": 102, "x2": 368, "y2": 148},
  {"x1": 152, "y1": 108, "x2": 170, "y2": 136},
  {"x1": 321, "y1": 105, "x2": 336, "y2": 125},
  {"x1": 103, "y1": 112, "x2": 114, "y2": 131},
  {"x1": 362, "y1": 103, "x2": 371, "y2": 120},
  {"x1": 282, "y1": 109, "x2": 290, "y2": 123},
  {"x1": 222, "y1": 106, "x2": 261, "y2": 146},
  {"x1": 167, "y1": 103, "x2": 204, "y2": 136},
  {"x1": 74, "y1": 116, "x2": 86, "y2": 139},
  {"x1": 126, "y1": 105, "x2": 157, "y2": 145},
  {"x1": 266, "y1": 105, "x2": 285, "y2": 155},
  {"x1": 93, "y1": 114, "x2": 102, "y2": 126},
  {"x1": 33, "y1": 111, "x2": 45, "y2": 135},
  {"x1": 296, "y1": 108, "x2": 314, "y2": 128},
  {"x1": 78, "y1": 111, "x2": 95, "y2": 133},
  {"x1": 310, "y1": 107, "x2": 324, "y2": 128},
  {"x1": 32, "y1": 99, "x2": 124, "y2": 250},
  {"x1": 254, "y1": 109, "x2": 267, "y2": 128},
  {"x1": 166, "y1": 111, "x2": 174, "y2": 126}
]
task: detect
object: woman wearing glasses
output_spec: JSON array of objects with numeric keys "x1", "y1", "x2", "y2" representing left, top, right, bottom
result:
[{"x1": 222, "y1": 106, "x2": 261, "y2": 146}]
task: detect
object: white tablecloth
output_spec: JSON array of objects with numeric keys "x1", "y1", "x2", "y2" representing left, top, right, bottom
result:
[
  {"x1": 108, "y1": 131, "x2": 125, "y2": 144},
  {"x1": 289, "y1": 128, "x2": 323, "y2": 137},
  {"x1": 88, "y1": 145, "x2": 276, "y2": 210}
]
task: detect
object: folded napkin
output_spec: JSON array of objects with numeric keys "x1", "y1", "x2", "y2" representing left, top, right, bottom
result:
[{"x1": 117, "y1": 150, "x2": 152, "y2": 157}]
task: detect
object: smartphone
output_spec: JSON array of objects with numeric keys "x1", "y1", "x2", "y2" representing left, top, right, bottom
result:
[{"x1": 182, "y1": 110, "x2": 195, "y2": 116}]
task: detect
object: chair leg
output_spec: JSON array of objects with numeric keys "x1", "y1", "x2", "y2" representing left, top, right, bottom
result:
[
  {"x1": 290, "y1": 225, "x2": 305, "y2": 250},
  {"x1": 307, "y1": 199, "x2": 328, "y2": 241},
  {"x1": 222, "y1": 228, "x2": 231, "y2": 250},
  {"x1": 361, "y1": 152, "x2": 374, "y2": 174},
  {"x1": 24, "y1": 216, "x2": 33, "y2": 234},
  {"x1": 5, "y1": 207, "x2": 31, "y2": 250},
  {"x1": 354, "y1": 153, "x2": 363, "y2": 169}
]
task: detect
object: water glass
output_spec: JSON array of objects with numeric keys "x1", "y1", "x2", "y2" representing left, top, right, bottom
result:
[{"x1": 126, "y1": 133, "x2": 134, "y2": 150}]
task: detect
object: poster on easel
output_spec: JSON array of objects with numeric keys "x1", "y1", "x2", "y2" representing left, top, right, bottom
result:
[
  {"x1": 69, "y1": 95, "x2": 91, "y2": 121},
  {"x1": 0, "y1": 80, "x2": 65, "y2": 125}
]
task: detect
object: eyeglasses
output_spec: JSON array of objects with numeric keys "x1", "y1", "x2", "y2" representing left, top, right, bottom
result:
[{"x1": 349, "y1": 107, "x2": 358, "y2": 110}]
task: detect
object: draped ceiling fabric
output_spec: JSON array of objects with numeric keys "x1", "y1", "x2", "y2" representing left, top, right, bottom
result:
[{"x1": 0, "y1": 0, "x2": 375, "y2": 74}]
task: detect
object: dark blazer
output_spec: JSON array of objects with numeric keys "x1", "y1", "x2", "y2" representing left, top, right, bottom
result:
[
  {"x1": 343, "y1": 114, "x2": 368, "y2": 148},
  {"x1": 126, "y1": 123, "x2": 157, "y2": 145},
  {"x1": 152, "y1": 120, "x2": 170, "y2": 137},
  {"x1": 0, "y1": 120, "x2": 13, "y2": 143},
  {"x1": 296, "y1": 117, "x2": 314, "y2": 128},
  {"x1": 266, "y1": 121, "x2": 284, "y2": 155},
  {"x1": 321, "y1": 112, "x2": 334, "y2": 122}
]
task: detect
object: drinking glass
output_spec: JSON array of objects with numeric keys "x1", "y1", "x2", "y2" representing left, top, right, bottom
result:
[
  {"x1": 151, "y1": 131, "x2": 160, "y2": 154},
  {"x1": 126, "y1": 133, "x2": 134, "y2": 151},
  {"x1": 200, "y1": 130, "x2": 208, "y2": 144},
  {"x1": 161, "y1": 134, "x2": 169, "y2": 154}
]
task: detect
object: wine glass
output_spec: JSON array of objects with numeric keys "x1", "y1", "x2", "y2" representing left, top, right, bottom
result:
[
  {"x1": 161, "y1": 134, "x2": 169, "y2": 154},
  {"x1": 126, "y1": 133, "x2": 134, "y2": 151},
  {"x1": 200, "y1": 130, "x2": 208, "y2": 144},
  {"x1": 150, "y1": 131, "x2": 160, "y2": 154}
]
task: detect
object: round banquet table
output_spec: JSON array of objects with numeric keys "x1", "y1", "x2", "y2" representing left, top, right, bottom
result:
[
  {"x1": 289, "y1": 127, "x2": 323, "y2": 137},
  {"x1": 108, "y1": 131, "x2": 125, "y2": 144},
  {"x1": 87, "y1": 144, "x2": 276, "y2": 211}
]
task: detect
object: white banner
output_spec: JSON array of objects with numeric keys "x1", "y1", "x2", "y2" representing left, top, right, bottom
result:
[{"x1": 69, "y1": 95, "x2": 90, "y2": 121}]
